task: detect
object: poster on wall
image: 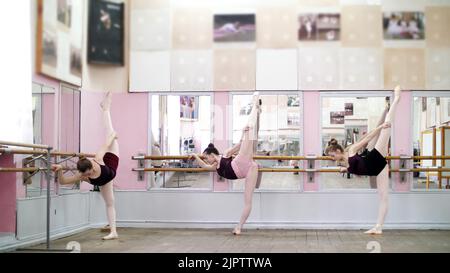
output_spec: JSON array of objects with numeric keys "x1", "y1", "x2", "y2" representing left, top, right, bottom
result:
[
  {"x1": 214, "y1": 14, "x2": 256, "y2": 42},
  {"x1": 330, "y1": 111, "x2": 345, "y2": 124},
  {"x1": 344, "y1": 103, "x2": 353, "y2": 116},
  {"x1": 383, "y1": 12, "x2": 425, "y2": 40},
  {"x1": 180, "y1": 96, "x2": 199, "y2": 120},
  {"x1": 298, "y1": 13, "x2": 340, "y2": 41},
  {"x1": 37, "y1": 0, "x2": 84, "y2": 86},
  {"x1": 88, "y1": 0, "x2": 124, "y2": 65}
]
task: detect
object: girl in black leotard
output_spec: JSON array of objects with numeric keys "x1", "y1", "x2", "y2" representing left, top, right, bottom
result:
[
  {"x1": 326, "y1": 86, "x2": 402, "y2": 235},
  {"x1": 52, "y1": 92, "x2": 119, "y2": 240}
]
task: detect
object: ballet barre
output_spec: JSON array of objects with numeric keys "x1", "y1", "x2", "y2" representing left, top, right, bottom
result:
[
  {"x1": 132, "y1": 155, "x2": 450, "y2": 161},
  {"x1": 0, "y1": 140, "x2": 49, "y2": 150},
  {"x1": 0, "y1": 148, "x2": 95, "y2": 158},
  {"x1": 132, "y1": 167, "x2": 450, "y2": 173},
  {"x1": 0, "y1": 167, "x2": 77, "y2": 173},
  {"x1": 132, "y1": 154, "x2": 450, "y2": 183}
]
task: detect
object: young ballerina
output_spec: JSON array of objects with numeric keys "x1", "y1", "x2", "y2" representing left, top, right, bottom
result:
[
  {"x1": 191, "y1": 92, "x2": 262, "y2": 235},
  {"x1": 52, "y1": 92, "x2": 119, "y2": 240},
  {"x1": 326, "y1": 86, "x2": 402, "y2": 235}
]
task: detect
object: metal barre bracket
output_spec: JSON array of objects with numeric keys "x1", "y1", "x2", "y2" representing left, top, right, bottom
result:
[
  {"x1": 399, "y1": 154, "x2": 408, "y2": 182},
  {"x1": 307, "y1": 155, "x2": 315, "y2": 183},
  {"x1": 137, "y1": 153, "x2": 145, "y2": 181}
]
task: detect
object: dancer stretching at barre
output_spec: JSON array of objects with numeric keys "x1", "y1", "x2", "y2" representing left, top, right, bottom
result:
[
  {"x1": 190, "y1": 92, "x2": 262, "y2": 235},
  {"x1": 52, "y1": 92, "x2": 119, "y2": 240},
  {"x1": 326, "y1": 85, "x2": 402, "y2": 235}
]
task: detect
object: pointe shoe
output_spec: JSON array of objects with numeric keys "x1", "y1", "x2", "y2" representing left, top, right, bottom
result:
[
  {"x1": 364, "y1": 225, "x2": 383, "y2": 235},
  {"x1": 232, "y1": 227, "x2": 241, "y2": 235},
  {"x1": 100, "y1": 92, "x2": 112, "y2": 111},
  {"x1": 102, "y1": 232, "x2": 119, "y2": 240}
]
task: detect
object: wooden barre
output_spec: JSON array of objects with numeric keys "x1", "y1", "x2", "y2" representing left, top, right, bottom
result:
[
  {"x1": 0, "y1": 167, "x2": 77, "y2": 173},
  {"x1": 132, "y1": 155, "x2": 450, "y2": 161},
  {"x1": 0, "y1": 140, "x2": 49, "y2": 150},
  {"x1": 0, "y1": 148, "x2": 95, "y2": 158},
  {"x1": 132, "y1": 168, "x2": 450, "y2": 173}
]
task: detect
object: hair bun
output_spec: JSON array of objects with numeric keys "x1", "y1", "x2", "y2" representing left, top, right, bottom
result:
[{"x1": 208, "y1": 143, "x2": 215, "y2": 149}]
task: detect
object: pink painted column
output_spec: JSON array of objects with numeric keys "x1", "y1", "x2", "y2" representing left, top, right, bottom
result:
[
  {"x1": 392, "y1": 91, "x2": 412, "y2": 192},
  {"x1": 80, "y1": 91, "x2": 149, "y2": 191},
  {"x1": 0, "y1": 154, "x2": 16, "y2": 233},
  {"x1": 303, "y1": 92, "x2": 321, "y2": 191},
  {"x1": 213, "y1": 92, "x2": 230, "y2": 192}
]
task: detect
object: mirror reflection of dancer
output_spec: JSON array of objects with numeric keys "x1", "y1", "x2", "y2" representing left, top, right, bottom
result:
[
  {"x1": 326, "y1": 86, "x2": 402, "y2": 235},
  {"x1": 191, "y1": 92, "x2": 262, "y2": 235},
  {"x1": 52, "y1": 92, "x2": 120, "y2": 240}
]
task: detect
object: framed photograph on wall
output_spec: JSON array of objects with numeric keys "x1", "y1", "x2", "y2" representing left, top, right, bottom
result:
[
  {"x1": 180, "y1": 96, "x2": 199, "y2": 120},
  {"x1": 299, "y1": 13, "x2": 340, "y2": 41},
  {"x1": 330, "y1": 111, "x2": 345, "y2": 125},
  {"x1": 88, "y1": 0, "x2": 124, "y2": 65},
  {"x1": 37, "y1": 0, "x2": 84, "y2": 86},
  {"x1": 214, "y1": 14, "x2": 256, "y2": 42},
  {"x1": 383, "y1": 12, "x2": 425, "y2": 40}
]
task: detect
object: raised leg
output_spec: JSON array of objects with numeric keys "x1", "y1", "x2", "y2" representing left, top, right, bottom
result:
[
  {"x1": 101, "y1": 92, "x2": 119, "y2": 155},
  {"x1": 367, "y1": 104, "x2": 389, "y2": 152},
  {"x1": 374, "y1": 86, "x2": 401, "y2": 157}
]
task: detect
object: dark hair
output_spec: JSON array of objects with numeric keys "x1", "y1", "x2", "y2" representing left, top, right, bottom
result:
[
  {"x1": 77, "y1": 157, "x2": 93, "y2": 173},
  {"x1": 326, "y1": 144, "x2": 344, "y2": 154},
  {"x1": 328, "y1": 138, "x2": 338, "y2": 146},
  {"x1": 203, "y1": 143, "x2": 219, "y2": 155}
]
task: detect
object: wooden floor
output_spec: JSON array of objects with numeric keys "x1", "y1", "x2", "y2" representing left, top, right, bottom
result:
[{"x1": 20, "y1": 228, "x2": 450, "y2": 253}]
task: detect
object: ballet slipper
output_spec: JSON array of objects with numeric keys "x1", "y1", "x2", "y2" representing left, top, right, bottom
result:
[{"x1": 102, "y1": 232, "x2": 119, "y2": 240}]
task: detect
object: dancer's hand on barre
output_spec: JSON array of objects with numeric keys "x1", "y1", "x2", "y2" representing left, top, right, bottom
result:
[
  {"x1": 189, "y1": 153, "x2": 199, "y2": 160},
  {"x1": 51, "y1": 164, "x2": 63, "y2": 172}
]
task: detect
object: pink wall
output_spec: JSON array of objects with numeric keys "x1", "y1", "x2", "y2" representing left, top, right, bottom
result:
[
  {"x1": 393, "y1": 91, "x2": 412, "y2": 192},
  {"x1": 303, "y1": 92, "x2": 321, "y2": 191},
  {"x1": 42, "y1": 94, "x2": 55, "y2": 148},
  {"x1": 0, "y1": 154, "x2": 16, "y2": 233},
  {"x1": 213, "y1": 92, "x2": 230, "y2": 192},
  {"x1": 80, "y1": 91, "x2": 149, "y2": 190}
]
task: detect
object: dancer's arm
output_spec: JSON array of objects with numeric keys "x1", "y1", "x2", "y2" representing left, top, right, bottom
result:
[
  {"x1": 190, "y1": 154, "x2": 218, "y2": 171},
  {"x1": 225, "y1": 143, "x2": 241, "y2": 158},
  {"x1": 349, "y1": 123, "x2": 390, "y2": 156},
  {"x1": 51, "y1": 164, "x2": 83, "y2": 185}
]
